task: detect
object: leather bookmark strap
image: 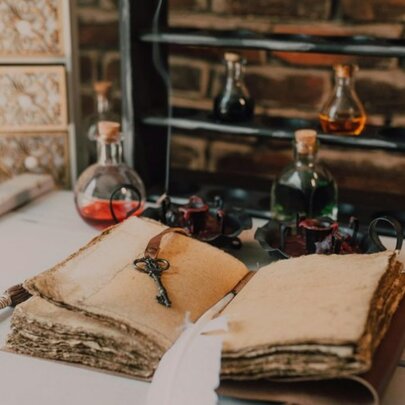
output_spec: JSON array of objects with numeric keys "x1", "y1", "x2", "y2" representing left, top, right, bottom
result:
[
  {"x1": 134, "y1": 227, "x2": 189, "y2": 308},
  {"x1": 231, "y1": 271, "x2": 255, "y2": 295},
  {"x1": 144, "y1": 227, "x2": 188, "y2": 259}
]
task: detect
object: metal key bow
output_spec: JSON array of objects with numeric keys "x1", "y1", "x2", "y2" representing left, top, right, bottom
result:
[{"x1": 133, "y1": 256, "x2": 171, "y2": 307}]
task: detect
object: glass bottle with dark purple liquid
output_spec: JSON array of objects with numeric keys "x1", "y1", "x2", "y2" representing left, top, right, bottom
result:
[{"x1": 213, "y1": 52, "x2": 254, "y2": 122}]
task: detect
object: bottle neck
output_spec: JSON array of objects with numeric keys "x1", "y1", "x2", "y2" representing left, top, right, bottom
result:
[
  {"x1": 97, "y1": 139, "x2": 122, "y2": 165},
  {"x1": 335, "y1": 76, "x2": 354, "y2": 94},
  {"x1": 225, "y1": 60, "x2": 244, "y2": 87},
  {"x1": 294, "y1": 143, "x2": 317, "y2": 167},
  {"x1": 96, "y1": 94, "x2": 111, "y2": 115}
]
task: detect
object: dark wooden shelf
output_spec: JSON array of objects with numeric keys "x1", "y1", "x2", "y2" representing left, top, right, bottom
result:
[
  {"x1": 142, "y1": 108, "x2": 405, "y2": 152},
  {"x1": 140, "y1": 28, "x2": 405, "y2": 57}
]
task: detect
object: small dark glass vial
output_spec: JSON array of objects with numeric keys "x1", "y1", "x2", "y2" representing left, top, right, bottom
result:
[{"x1": 213, "y1": 52, "x2": 254, "y2": 122}]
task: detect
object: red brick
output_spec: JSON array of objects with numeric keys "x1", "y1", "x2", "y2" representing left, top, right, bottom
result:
[
  {"x1": 171, "y1": 95, "x2": 213, "y2": 111},
  {"x1": 78, "y1": 22, "x2": 119, "y2": 48},
  {"x1": 171, "y1": 135, "x2": 207, "y2": 170},
  {"x1": 78, "y1": 0, "x2": 97, "y2": 5},
  {"x1": 103, "y1": 53, "x2": 121, "y2": 87},
  {"x1": 272, "y1": 52, "x2": 397, "y2": 69},
  {"x1": 342, "y1": 0, "x2": 405, "y2": 22},
  {"x1": 169, "y1": 10, "x2": 273, "y2": 32},
  {"x1": 170, "y1": 0, "x2": 207, "y2": 10},
  {"x1": 356, "y1": 69, "x2": 405, "y2": 115},
  {"x1": 111, "y1": 95, "x2": 122, "y2": 116},
  {"x1": 271, "y1": 23, "x2": 401, "y2": 68},
  {"x1": 212, "y1": 0, "x2": 332, "y2": 19},
  {"x1": 79, "y1": 53, "x2": 97, "y2": 84},
  {"x1": 170, "y1": 57, "x2": 210, "y2": 98},
  {"x1": 99, "y1": 0, "x2": 118, "y2": 10},
  {"x1": 169, "y1": 45, "x2": 266, "y2": 65},
  {"x1": 171, "y1": 64, "x2": 203, "y2": 92},
  {"x1": 273, "y1": 22, "x2": 403, "y2": 38},
  {"x1": 81, "y1": 92, "x2": 96, "y2": 116}
]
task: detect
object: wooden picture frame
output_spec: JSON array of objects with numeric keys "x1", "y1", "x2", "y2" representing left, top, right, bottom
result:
[
  {"x1": 0, "y1": 0, "x2": 65, "y2": 60},
  {"x1": 0, "y1": 65, "x2": 68, "y2": 132},
  {"x1": 0, "y1": 131, "x2": 69, "y2": 186}
]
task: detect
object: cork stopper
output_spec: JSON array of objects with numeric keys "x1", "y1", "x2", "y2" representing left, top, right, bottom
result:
[
  {"x1": 295, "y1": 129, "x2": 317, "y2": 154},
  {"x1": 93, "y1": 81, "x2": 112, "y2": 96},
  {"x1": 224, "y1": 52, "x2": 241, "y2": 63},
  {"x1": 334, "y1": 64, "x2": 357, "y2": 78},
  {"x1": 98, "y1": 121, "x2": 120, "y2": 143}
]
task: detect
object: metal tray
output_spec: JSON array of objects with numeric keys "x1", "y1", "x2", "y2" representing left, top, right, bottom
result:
[{"x1": 255, "y1": 216, "x2": 403, "y2": 263}]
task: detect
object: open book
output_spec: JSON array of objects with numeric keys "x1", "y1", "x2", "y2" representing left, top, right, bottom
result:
[{"x1": 5, "y1": 217, "x2": 405, "y2": 403}]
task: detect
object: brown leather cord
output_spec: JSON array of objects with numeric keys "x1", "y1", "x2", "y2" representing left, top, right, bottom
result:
[
  {"x1": 0, "y1": 284, "x2": 31, "y2": 310},
  {"x1": 144, "y1": 227, "x2": 188, "y2": 259}
]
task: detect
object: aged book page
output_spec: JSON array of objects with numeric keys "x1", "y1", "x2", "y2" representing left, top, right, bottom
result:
[
  {"x1": 221, "y1": 251, "x2": 405, "y2": 378},
  {"x1": 24, "y1": 217, "x2": 248, "y2": 351},
  {"x1": 8, "y1": 296, "x2": 161, "y2": 379}
]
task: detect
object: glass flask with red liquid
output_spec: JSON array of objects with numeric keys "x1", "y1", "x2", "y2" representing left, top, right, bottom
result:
[{"x1": 75, "y1": 121, "x2": 146, "y2": 229}]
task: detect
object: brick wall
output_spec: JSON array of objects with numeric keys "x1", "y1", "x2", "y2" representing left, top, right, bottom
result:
[
  {"x1": 168, "y1": 0, "x2": 405, "y2": 200},
  {"x1": 168, "y1": 1, "x2": 405, "y2": 123},
  {"x1": 76, "y1": 0, "x2": 405, "y2": 202},
  {"x1": 77, "y1": 0, "x2": 120, "y2": 117}
]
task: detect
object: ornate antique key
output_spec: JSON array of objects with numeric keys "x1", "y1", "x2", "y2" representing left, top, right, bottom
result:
[
  {"x1": 134, "y1": 256, "x2": 171, "y2": 307},
  {"x1": 133, "y1": 227, "x2": 188, "y2": 308}
]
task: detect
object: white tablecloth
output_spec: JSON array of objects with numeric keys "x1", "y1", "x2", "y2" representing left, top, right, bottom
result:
[{"x1": 0, "y1": 191, "x2": 403, "y2": 405}]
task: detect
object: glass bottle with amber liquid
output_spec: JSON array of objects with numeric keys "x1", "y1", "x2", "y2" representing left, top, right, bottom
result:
[
  {"x1": 271, "y1": 129, "x2": 338, "y2": 222},
  {"x1": 319, "y1": 64, "x2": 366, "y2": 136},
  {"x1": 75, "y1": 121, "x2": 146, "y2": 229},
  {"x1": 213, "y1": 52, "x2": 254, "y2": 122}
]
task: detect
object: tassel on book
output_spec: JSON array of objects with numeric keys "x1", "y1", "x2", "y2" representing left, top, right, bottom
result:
[{"x1": 0, "y1": 284, "x2": 31, "y2": 310}]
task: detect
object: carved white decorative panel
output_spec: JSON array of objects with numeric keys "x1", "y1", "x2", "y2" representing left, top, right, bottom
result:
[
  {"x1": 0, "y1": 0, "x2": 64, "y2": 58},
  {"x1": 0, "y1": 66, "x2": 68, "y2": 132},
  {"x1": 0, "y1": 132, "x2": 68, "y2": 186}
]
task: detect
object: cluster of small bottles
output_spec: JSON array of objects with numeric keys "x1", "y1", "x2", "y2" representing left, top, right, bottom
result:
[
  {"x1": 212, "y1": 53, "x2": 368, "y2": 221},
  {"x1": 213, "y1": 53, "x2": 366, "y2": 136},
  {"x1": 77, "y1": 56, "x2": 365, "y2": 229}
]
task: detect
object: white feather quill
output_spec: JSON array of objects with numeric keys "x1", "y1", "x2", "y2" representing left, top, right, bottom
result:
[{"x1": 146, "y1": 293, "x2": 233, "y2": 405}]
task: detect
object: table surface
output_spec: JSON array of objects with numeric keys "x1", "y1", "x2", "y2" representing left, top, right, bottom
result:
[{"x1": 0, "y1": 191, "x2": 404, "y2": 405}]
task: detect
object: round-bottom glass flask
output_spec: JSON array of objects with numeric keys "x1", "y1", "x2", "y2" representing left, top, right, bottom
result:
[{"x1": 75, "y1": 121, "x2": 146, "y2": 229}]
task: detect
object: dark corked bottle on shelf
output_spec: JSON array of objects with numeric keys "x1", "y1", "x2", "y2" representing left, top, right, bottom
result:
[
  {"x1": 319, "y1": 64, "x2": 366, "y2": 136},
  {"x1": 213, "y1": 52, "x2": 254, "y2": 122},
  {"x1": 271, "y1": 129, "x2": 338, "y2": 222},
  {"x1": 75, "y1": 121, "x2": 146, "y2": 229}
]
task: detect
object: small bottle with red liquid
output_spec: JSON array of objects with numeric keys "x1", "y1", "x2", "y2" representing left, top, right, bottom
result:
[{"x1": 74, "y1": 121, "x2": 146, "y2": 229}]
